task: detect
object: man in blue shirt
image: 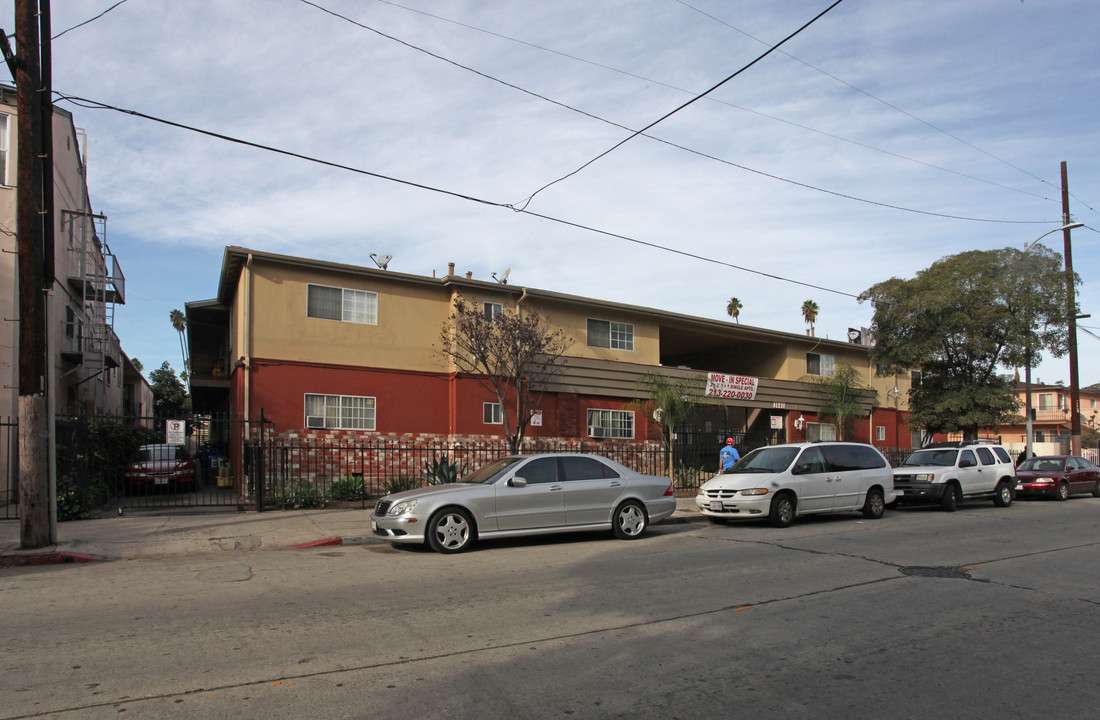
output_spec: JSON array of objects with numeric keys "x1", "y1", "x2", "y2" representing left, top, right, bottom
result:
[{"x1": 719, "y1": 438, "x2": 740, "y2": 473}]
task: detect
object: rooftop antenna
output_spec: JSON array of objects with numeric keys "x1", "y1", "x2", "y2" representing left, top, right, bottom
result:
[
  {"x1": 369, "y1": 253, "x2": 392, "y2": 270},
  {"x1": 491, "y1": 268, "x2": 511, "y2": 284}
]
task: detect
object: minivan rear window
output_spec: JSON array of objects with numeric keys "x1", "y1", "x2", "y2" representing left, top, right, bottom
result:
[{"x1": 820, "y1": 444, "x2": 887, "y2": 471}]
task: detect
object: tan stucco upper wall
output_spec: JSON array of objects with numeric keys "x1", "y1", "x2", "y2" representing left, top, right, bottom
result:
[
  {"x1": 508, "y1": 296, "x2": 661, "y2": 365},
  {"x1": 773, "y1": 341, "x2": 912, "y2": 410},
  {"x1": 246, "y1": 260, "x2": 452, "y2": 371}
]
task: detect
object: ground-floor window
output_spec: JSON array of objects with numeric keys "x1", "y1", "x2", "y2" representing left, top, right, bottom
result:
[
  {"x1": 587, "y1": 408, "x2": 634, "y2": 439},
  {"x1": 876, "y1": 425, "x2": 886, "y2": 441},
  {"x1": 304, "y1": 393, "x2": 376, "y2": 430},
  {"x1": 806, "y1": 421, "x2": 836, "y2": 442},
  {"x1": 483, "y1": 402, "x2": 503, "y2": 424}
]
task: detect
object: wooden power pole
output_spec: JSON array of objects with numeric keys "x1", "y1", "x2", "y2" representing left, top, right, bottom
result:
[{"x1": 14, "y1": 0, "x2": 53, "y2": 548}]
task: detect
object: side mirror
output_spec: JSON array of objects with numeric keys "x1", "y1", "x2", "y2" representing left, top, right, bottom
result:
[
  {"x1": 959, "y1": 458, "x2": 975, "y2": 468},
  {"x1": 508, "y1": 476, "x2": 528, "y2": 488}
]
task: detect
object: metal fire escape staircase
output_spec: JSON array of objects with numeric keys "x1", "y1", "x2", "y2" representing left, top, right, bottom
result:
[{"x1": 63, "y1": 211, "x2": 125, "y2": 376}]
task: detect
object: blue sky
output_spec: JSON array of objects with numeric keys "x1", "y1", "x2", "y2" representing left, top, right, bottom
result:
[{"x1": 26, "y1": 0, "x2": 1100, "y2": 388}]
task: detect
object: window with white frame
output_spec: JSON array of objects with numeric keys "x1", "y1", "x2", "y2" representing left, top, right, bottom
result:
[
  {"x1": 483, "y1": 302, "x2": 503, "y2": 322},
  {"x1": 587, "y1": 319, "x2": 634, "y2": 351},
  {"x1": 0, "y1": 113, "x2": 9, "y2": 186},
  {"x1": 806, "y1": 422, "x2": 836, "y2": 442},
  {"x1": 307, "y1": 284, "x2": 377, "y2": 325},
  {"x1": 806, "y1": 352, "x2": 835, "y2": 377},
  {"x1": 587, "y1": 408, "x2": 634, "y2": 438},
  {"x1": 304, "y1": 393, "x2": 376, "y2": 430},
  {"x1": 876, "y1": 426, "x2": 886, "y2": 441},
  {"x1": 483, "y1": 402, "x2": 503, "y2": 424}
]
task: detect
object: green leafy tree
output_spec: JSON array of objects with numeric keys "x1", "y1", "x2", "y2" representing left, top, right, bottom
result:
[
  {"x1": 149, "y1": 361, "x2": 191, "y2": 420},
  {"x1": 860, "y1": 246, "x2": 1073, "y2": 440},
  {"x1": 725, "y1": 297, "x2": 742, "y2": 323},
  {"x1": 631, "y1": 372, "x2": 706, "y2": 479},
  {"x1": 802, "y1": 299, "x2": 819, "y2": 336},
  {"x1": 437, "y1": 296, "x2": 572, "y2": 453},
  {"x1": 802, "y1": 363, "x2": 870, "y2": 441}
]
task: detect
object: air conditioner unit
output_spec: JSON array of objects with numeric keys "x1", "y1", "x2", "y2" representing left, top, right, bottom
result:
[
  {"x1": 589, "y1": 426, "x2": 607, "y2": 438},
  {"x1": 306, "y1": 415, "x2": 326, "y2": 429}
]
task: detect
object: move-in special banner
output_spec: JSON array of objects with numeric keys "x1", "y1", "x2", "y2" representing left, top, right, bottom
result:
[{"x1": 704, "y1": 372, "x2": 759, "y2": 401}]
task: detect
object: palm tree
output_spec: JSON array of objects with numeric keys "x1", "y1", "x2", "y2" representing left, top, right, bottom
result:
[
  {"x1": 801, "y1": 299, "x2": 819, "y2": 336},
  {"x1": 169, "y1": 309, "x2": 188, "y2": 372},
  {"x1": 726, "y1": 297, "x2": 742, "y2": 323}
]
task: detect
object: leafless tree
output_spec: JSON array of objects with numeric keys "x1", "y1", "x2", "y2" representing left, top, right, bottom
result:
[{"x1": 438, "y1": 295, "x2": 572, "y2": 452}]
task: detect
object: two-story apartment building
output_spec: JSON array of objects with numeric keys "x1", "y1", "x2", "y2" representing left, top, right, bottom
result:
[
  {"x1": 997, "y1": 381, "x2": 1100, "y2": 460},
  {"x1": 186, "y1": 247, "x2": 915, "y2": 459}
]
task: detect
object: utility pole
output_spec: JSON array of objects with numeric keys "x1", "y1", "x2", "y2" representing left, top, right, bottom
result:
[
  {"x1": 14, "y1": 0, "x2": 53, "y2": 548},
  {"x1": 1061, "y1": 161, "x2": 1082, "y2": 457}
]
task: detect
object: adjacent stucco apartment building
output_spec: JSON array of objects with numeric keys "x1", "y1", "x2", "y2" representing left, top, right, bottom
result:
[
  {"x1": 187, "y1": 247, "x2": 915, "y2": 453},
  {"x1": 0, "y1": 86, "x2": 149, "y2": 423}
]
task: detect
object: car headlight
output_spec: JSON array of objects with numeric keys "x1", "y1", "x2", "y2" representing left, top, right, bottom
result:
[
  {"x1": 913, "y1": 473, "x2": 934, "y2": 482},
  {"x1": 739, "y1": 488, "x2": 769, "y2": 496},
  {"x1": 389, "y1": 499, "x2": 419, "y2": 516}
]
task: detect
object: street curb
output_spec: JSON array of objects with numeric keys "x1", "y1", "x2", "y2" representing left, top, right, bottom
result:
[
  {"x1": 0, "y1": 551, "x2": 104, "y2": 566},
  {"x1": 292, "y1": 515, "x2": 706, "y2": 550}
]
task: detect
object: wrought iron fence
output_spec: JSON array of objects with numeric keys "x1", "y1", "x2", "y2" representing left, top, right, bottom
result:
[{"x1": 253, "y1": 438, "x2": 676, "y2": 509}]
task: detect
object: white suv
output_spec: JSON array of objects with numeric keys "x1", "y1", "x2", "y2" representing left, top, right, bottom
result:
[
  {"x1": 695, "y1": 442, "x2": 895, "y2": 528},
  {"x1": 892, "y1": 442, "x2": 1017, "y2": 511}
]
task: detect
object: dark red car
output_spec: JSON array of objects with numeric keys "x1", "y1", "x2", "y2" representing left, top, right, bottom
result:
[
  {"x1": 125, "y1": 444, "x2": 196, "y2": 493},
  {"x1": 1015, "y1": 455, "x2": 1100, "y2": 500}
]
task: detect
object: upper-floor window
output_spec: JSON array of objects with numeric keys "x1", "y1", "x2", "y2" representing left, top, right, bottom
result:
[
  {"x1": 911, "y1": 370, "x2": 923, "y2": 387},
  {"x1": 304, "y1": 393, "x2": 376, "y2": 430},
  {"x1": 0, "y1": 113, "x2": 9, "y2": 186},
  {"x1": 1038, "y1": 393, "x2": 1063, "y2": 411},
  {"x1": 307, "y1": 284, "x2": 377, "y2": 325},
  {"x1": 806, "y1": 352, "x2": 835, "y2": 377},
  {"x1": 587, "y1": 319, "x2": 633, "y2": 351},
  {"x1": 483, "y1": 302, "x2": 503, "y2": 322}
]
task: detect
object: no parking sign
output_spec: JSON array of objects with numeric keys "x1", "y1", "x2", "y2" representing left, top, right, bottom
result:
[{"x1": 166, "y1": 420, "x2": 186, "y2": 445}]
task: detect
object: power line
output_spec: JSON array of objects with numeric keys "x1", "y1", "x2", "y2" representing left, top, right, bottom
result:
[
  {"x1": 672, "y1": 0, "x2": 1100, "y2": 218},
  {"x1": 513, "y1": 0, "x2": 848, "y2": 209},
  {"x1": 366, "y1": 0, "x2": 1058, "y2": 206},
  {"x1": 53, "y1": 0, "x2": 130, "y2": 40},
  {"x1": 304, "y1": 0, "x2": 1048, "y2": 224},
  {"x1": 55, "y1": 92, "x2": 864, "y2": 298}
]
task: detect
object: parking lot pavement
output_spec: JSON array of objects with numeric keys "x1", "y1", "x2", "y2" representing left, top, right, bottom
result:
[{"x1": 0, "y1": 497, "x2": 704, "y2": 565}]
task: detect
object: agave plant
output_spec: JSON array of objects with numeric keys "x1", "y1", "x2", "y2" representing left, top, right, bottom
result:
[{"x1": 421, "y1": 454, "x2": 467, "y2": 485}]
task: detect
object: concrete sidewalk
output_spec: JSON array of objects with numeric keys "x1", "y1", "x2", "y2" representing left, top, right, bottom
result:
[{"x1": 0, "y1": 497, "x2": 704, "y2": 565}]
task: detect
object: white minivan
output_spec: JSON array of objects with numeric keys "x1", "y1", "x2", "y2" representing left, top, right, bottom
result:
[{"x1": 695, "y1": 442, "x2": 895, "y2": 528}]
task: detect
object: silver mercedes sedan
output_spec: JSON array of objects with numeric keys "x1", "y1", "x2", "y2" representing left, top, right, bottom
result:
[{"x1": 371, "y1": 453, "x2": 677, "y2": 553}]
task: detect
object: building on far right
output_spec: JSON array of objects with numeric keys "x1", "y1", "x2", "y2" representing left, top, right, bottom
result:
[{"x1": 992, "y1": 381, "x2": 1100, "y2": 463}]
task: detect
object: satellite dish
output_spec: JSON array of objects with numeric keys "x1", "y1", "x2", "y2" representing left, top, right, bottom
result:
[
  {"x1": 369, "y1": 253, "x2": 392, "y2": 270},
  {"x1": 492, "y1": 268, "x2": 511, "y2": 284}
]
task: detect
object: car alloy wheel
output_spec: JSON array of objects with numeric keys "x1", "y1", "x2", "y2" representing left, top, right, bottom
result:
[
  {"x1": 613, "y1": 500, "x2": 648, "y2": 539},
  {"x1": 427, "y1": 509, "x2": 474, "y2": 553}
]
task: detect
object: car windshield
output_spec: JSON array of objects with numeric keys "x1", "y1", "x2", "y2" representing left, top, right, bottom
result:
[
  {"x1": 728, "y1": 447, "x2": 799, "y2": 473},
  {"x1": 901, "y1": 449, "x2": 958, "y2": 467},
  {"x1": 1018, "y1": 458, "x2": 1064, "y2": 473},
  {"x1": 459, "y1": 457, "x2": 522, "y2": 484},
  {"x1": 138, "y1": 446, "x2": 184, "y2": 462}
]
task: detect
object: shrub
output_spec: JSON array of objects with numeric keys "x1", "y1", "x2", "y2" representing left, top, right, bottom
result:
[
  {"x1": 329, "y1": 475, "x2": 368, "y2": 502},
  {"x1": 384, "y1": 474, "x2": 421, "y2": 494},
  {"x1": 271, "y1": 481, "x2": 324, "y2": 509}
]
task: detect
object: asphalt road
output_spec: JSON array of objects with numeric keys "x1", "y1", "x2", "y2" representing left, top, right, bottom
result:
[{"x1": 3, "y1": 496, "x2": 1100, "y2": 719}]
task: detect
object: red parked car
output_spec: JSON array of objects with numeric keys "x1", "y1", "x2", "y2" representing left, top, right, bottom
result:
[
  {"x1": 1015, "y1": 455, "x2": 1100, "y2": 500},
  {"x1": 125, "y1": 444, "x2": 196, "y2": 493}
]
